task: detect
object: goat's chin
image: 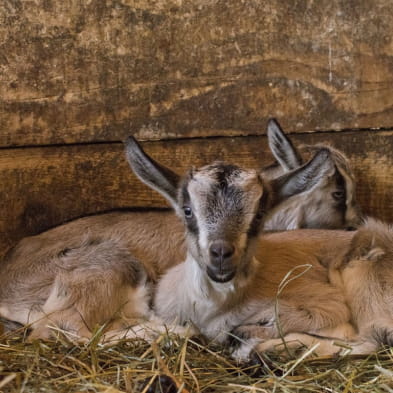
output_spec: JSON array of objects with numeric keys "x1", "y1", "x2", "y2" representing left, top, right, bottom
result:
[{"x1": 206, "y1": 266, "x2": 236, "y2": 283}]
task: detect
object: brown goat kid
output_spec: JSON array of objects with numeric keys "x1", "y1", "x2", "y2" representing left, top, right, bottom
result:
[{"x1": 235, "y1": 220, "x2": 393, "y2": 358}]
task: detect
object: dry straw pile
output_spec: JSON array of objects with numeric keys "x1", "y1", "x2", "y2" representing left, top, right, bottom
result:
[{"x1": 1, "y1": 326, "x2": 393, "y2": 393}]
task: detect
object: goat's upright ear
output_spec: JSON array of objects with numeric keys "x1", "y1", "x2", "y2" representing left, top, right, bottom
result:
[
  {"x1": 125, "y1": 136, "x2": 181, "y2": 208},
  {"x1": 267, "y1": 119, "x2": 303, "y2": 171},
  {"x1": 268, "y1": 148, "x2": 334, "y2": 206}
]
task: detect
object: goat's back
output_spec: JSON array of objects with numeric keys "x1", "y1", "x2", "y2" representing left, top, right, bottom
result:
[
  {"x1": 0, "y1": 210, "x2": 186, "y2": 307},
  {"x1": 250, "y1": 229, "x2": 355, "y2": 297}
]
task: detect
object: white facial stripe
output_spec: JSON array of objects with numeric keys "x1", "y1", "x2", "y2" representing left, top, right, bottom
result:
[
  {"x1": 187, "y1": 166, "x2": 263, "y2": 253},
  {"x1": 187, "y1": 177, "x2": 210, "y2": 250}
]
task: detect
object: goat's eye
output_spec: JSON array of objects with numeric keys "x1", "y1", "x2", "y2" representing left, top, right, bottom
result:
[
  {"x1": 183, "y1": 206, "x2": 193, "y2": 218},
  {"x1": 332, "y1": 191, "x2": 345, "y2": 201}
]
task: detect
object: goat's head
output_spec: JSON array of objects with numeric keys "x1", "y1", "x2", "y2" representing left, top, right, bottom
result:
[
  {"x1": 177, "y1": 162, "x2": 264, "y2": 283},
  {"x1": 125, "y1": 136, "x2": 337, "y2": 284},
  {"x1": 264, "y1": 119, "x2": 362, "y2": 230}
]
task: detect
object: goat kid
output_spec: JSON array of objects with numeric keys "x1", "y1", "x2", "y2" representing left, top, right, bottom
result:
[
  {"x1": 327, "y1": 219, "x2": 393, "y2": 354},
  {"x1": 236, "y1": 219, "x2": 393, "y2": 358},
  {"x1": 126, "y1": 137, "x2": 353, "y2": 357},
  {"x1": 263, "y1": 119, "x2": 361, "y2": 230},
  {"x1": 0, "y1": 122, "x2": 360, "y2": 338}
]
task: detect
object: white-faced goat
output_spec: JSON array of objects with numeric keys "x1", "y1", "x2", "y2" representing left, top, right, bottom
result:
[
  {"x1": 126, "y1": 137, "x2": 355, "y2": 352},
  {"x1": 0, "y1": 137, "x2": 353, "y2": 344}
]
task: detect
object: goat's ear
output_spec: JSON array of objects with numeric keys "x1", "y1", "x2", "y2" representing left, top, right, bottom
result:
[
  {"x1": 268, "y1": 148, "x2": 334, "y2": 206},
  {"x1": 124, "y1": 136, "x2": 181, "y2": 208},
  {"x1": 267, "y1": 119, "x2": 303, "y2": 171}
]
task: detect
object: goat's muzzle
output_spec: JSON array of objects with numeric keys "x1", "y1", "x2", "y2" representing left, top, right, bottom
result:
[{"x1": 207, "y1": 240, "x2": 237, "y2": 283}]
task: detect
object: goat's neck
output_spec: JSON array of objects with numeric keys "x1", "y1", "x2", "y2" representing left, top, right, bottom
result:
[
  {"x1": 179, "y1": 252, "x2": 258, "y2": 328},
  {"x1": 155, "y1": 252, "x2": 257, "y2": 331},
  {"x1": 185, "y1": 254, "x2": 255, "y2": 305}
]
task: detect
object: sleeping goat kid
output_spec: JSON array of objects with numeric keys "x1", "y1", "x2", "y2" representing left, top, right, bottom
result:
[
  {"x1": 233, "y1": 219, "x2": 393, "y2": 358},
  {"x1": 327, "y1": 219, "x2": 393, "y2": 354},
  {"x1": 126, "y1": 137, "x2": 353, "y2": 355}
]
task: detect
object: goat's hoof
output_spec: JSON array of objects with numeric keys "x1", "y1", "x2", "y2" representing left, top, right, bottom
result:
[{"x1": 245, "y1": 351, "x2": 284, "y2": 377}]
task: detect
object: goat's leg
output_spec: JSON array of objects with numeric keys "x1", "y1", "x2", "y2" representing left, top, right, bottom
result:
[
  {"x1": 102, "y1": 314, "x2": 197, "y2": 344},
  {"x1": 254, "y1": 332, "x2": 348, "y2": 357},
  {"x1": 232, "y1": 324, "x2": 357, "y2": 361}
]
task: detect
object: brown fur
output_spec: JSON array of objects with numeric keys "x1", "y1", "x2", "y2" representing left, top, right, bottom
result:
[
  {"x1": 328, "y1": 219, "x2": 393, "y2": 351},
  {"x1": 250, "y1": 220, "x2": 393, "y2": 357}
]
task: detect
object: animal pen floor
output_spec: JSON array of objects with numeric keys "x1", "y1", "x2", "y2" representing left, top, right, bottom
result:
[{"x1": 1, "y1": 329, "x2": 393, "y2": 392}]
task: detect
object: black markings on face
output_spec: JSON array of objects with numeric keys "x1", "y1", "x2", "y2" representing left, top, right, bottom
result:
[
  {"x1": 247, "y1": 190, "x2": 268, "y2": 238},
  {"x1": 181, "y1": 163, "x2": 263, "y2": 257},
  {"x1": 181, "y1": 182, "x2": 199, "y2": 236},
  {"x1": 205, "y1": 165, "x2": 246, "y2": 236},
  {"x1": 333, "y1": 170, "x2": 347, "y2": 213},
  {"x1": 214, "y1": 164, "x2": 241, "y2": 184}
]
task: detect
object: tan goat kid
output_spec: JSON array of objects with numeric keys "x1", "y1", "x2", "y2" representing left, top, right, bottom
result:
[
  {"x1": 236, "y1": 220, "x2": 393, "y2": 358},
  {"x1": 263, "y1": 119, "x2": 360, "y2": 231}
]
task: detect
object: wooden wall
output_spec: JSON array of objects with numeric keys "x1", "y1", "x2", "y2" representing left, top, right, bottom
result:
[{"x1": 0, "y1": 0, "x2": 392, "y2": 258}]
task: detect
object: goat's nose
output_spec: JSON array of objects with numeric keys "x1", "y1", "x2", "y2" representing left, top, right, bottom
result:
[{"x1": 209, "y1": 240, "x2": 235, "y2": 262}]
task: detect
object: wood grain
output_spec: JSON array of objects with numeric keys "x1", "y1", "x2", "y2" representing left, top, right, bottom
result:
[
  {"x1": 1, "y1": 0, "x2": 393, "y2": 146},
  {"x1": 0, "y1": 131, "x2": 392, "y2": 259}
]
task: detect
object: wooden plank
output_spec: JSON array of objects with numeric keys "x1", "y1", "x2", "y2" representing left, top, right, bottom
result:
[
  {"x1": 0, "y1": 131, "x2": 392, "y2": 259},
  {"x1": 1, "y1": 0, "x2": 393, "y2": 146}
]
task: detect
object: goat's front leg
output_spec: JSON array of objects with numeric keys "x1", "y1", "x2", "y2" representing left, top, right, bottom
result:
[
  {"x1": 102, "y1": 314, "x2": 198, "y2": 344},
  {"x1": 231, "y1": 322, "x2": 358, "y2": 361}
]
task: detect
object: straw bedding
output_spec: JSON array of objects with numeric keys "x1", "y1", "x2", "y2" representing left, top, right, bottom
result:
[{"x1": 1, "y1": 326, "x2": 392, "y2": 393}]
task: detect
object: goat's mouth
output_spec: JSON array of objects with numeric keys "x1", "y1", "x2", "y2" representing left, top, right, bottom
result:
[{"x1": 206, "y1": 265, "x2": 237, "y2": 283}]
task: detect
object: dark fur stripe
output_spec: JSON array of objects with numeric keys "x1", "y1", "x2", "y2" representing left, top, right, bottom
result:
[
  {"x1": 181, "y1": 183, "x2": 199, "y2": 235},
  {"x1": 247, "y1": 192, "x2": 269, "y2": 238}
]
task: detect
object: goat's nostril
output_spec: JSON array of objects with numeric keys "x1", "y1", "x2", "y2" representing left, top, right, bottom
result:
[
  {"x1": 210, "y1": 248, "x2": 220, "y2": 258},
  {"x1": 222, "y1": 246, "x2": 234, "y2": 259},
  {"x1": 209, "y1": 241, "x2": 235, "y2": 260}
]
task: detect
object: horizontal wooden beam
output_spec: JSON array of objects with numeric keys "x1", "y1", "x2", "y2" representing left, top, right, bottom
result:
[{"x1": 1, "y1": 0, "x2": 393, "y2": 147}]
